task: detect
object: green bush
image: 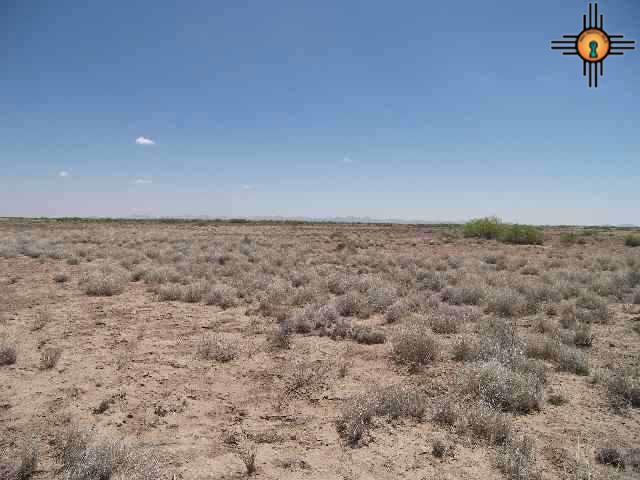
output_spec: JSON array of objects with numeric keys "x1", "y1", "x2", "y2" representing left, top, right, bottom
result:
[
  {"x1": 498, "y1": 224, "x2": 544, "y2": 245},
  {"x1": 463, "y1": 217, "x2": 503, "y2": 239},
  {"x1": 625, "y1": 234, "x2": 640, "y2": 247},
  {"x1": 559, "y1": 232, "x2": 578, "y2": 244},
  {"x1": 463, "y1": 217, "x2": 544, "y2": 245}
]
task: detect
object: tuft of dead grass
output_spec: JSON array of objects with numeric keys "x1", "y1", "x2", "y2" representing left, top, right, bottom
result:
[
  {"x1": 40, "y1": 347, "x2": 62, "y2": 370},
  {"x1": 391, "y1": 324, "x2": 441, "y2": 369},
  {"x1": 55, "y1": 425, "x2": 162, "y2": 480},
  {"x1": 0, "y1": 342, "x2": 17, "y2": 366},
  {"x1": 336, "y1": 384, "x2": 425, "y2": 447},
  {"x1": 79, "y1": 264, "x2": 129, "y2": 296},
  {"x1": 196, "y1": 334, "x2": 239, "y2": 363}
]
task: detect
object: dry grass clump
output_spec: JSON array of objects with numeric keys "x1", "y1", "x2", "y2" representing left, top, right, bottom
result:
[
  {"x1": 336, "y1": 384, "x2": 425, "y2": 446},
  {"x1": 595, "y1": 447, "x2": 625, "y2": 469},
  {"x1": 441, "y1": 285, "x2": 485, "y2": 306},
  {"x1": 196, "y1": 334, "x2": 239, "y2": 363},
  {"x1": 416, "y1": 270, "x2": 447, "y2": 291},
  {"x1": 533, "y1": 316, "x2": 560, "y2": 337},
  {"x1": 466, "y1": 402, "x2": 514, "y2": 446},
  {"x1": 474, "y1": 318, "x2": 524, "y2": 365},
  {"x1": 486, "y1": 288, "x2": 526, "y2": 317},
  {"x1": 31, "y1": 309, "x2": 52, "y2": 332},
  {"x1": 334, "y1": 291, "x2": 368, "y2": 318},
  {"x1": 453, "y1": 336, "x2": 479, "y2": 362},
  {"x1": 1, "y1": 441, "x2": 39, "y2": 480},
  {"x1": 79, "y1": 264, "x2": 129, "y2": 296},
  {"x1": 572, "y1": 323, "x2": 593, "y2": 347},
  {"x1": 575, "y1": 292, "x2": 611, "y2": 324},
  {"x1": 257, "y1": 280, "x2": 291, "y2": 319},
  {"x1": 279, "y1": 360, "x2": 329, "y2": 406},
  {"x1": 55, "y1": 425, "x2": 162, "y2": 480},
  {"x1": 314, "y1": 303, "x2": 339, "y2": 328},
  {"x1": 432, "y1": 397, "x2": 460, "y2": 427},
  {"x1": 465, "y1": 359, "x2": 544, "y2": 413},
  {"x1": 156, "y1": 283, "x2": 182, "y2": 301},
  {"x1": 205, "y1": 284, "x2": 237, "y2": 309},
  {"x1": 365, "y1": 282, "x2": 397, "y2": 313},
  {"x1": 606, "y1": 367, "x2": 640, "y2": 409},
  {"x1": 181, "y1": 282, "x2": 206, "y2": 303},
  {"x1": 525, "y1": 335, "x2": 560, "y2": 362},
  {"x1": 40, "y1": 347, "x2": 62, "y2": 370},
  {"x1": 237, "y1": 437, "x2": 257, "y2": 476},
  {"x1": 289, "y1": 305, "x2": 315, "y2": 334},
  {"x1": 0, "y1": 341, "x2": 17, "y2": 366},
  {"x1": 350, "y1": 325, "x2": 386, "y2": 345},
  {"x1": 267, "y1": 322, "x2": 292, "y2": 350},
  {"x1": 429, "y1": 306, "x2": 469, "y2": 334},
  {"x1": 391, "y1": 324, "x2": 441, "y2": 369},
  {"x1": 556, "y1": 346, "x2": 590, "y2": 376},
  {"x1": 496, "y1": 435, "x2": 540, "y2": 480},
  {"x1": 142, "y1": 266, "x2": 181, "y2": 285},
  {"x1": 384, "y1": 300, "x2": 410, "y2": 324},
  {"x1": 54, "y1": 272, "x2": 69, "y2": 283}
]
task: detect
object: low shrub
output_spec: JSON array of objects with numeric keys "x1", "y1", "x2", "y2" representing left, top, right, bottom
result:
[
  {"x1": 79, "y1": 264, "x2": 129, "y2": 296},
  {"x1": 40, "y1": 347, "x2": 62, "y2": 370},
  {"x1": 453, "y1": 336, "x2": 480, "y2": 362},
  {"x1": 336, "y1": 384, "x2": 425, "y2": 446},
  {"x1": 432, "y1": 397, "x2": 460, "y2": 426},
  {"x1": 464, "y1": 217, "x2": 543, "y2": 245},
  {"x1": 573, "y1": 323, "x2": 593, "y2": 347},
  {"x1": 575, "y1": 293, "x2": 611, "y2": 324},
  {"x1": 55, "y1": 425, "x2": 161, "y2": 480},
  {"x1": 429, "y1": 311, "x2": 461, "y2": 334},
  {"x1": 0, "y1": 342, "x2": 17, "y2": 366},
  {"x1": 205, "y1": 284, "x2": 237, "y2": 309},
  {"x1": 334, "y1": 292, "x2": 367, "y2": 317},
  {"x1": 595, "y1": 447, "x2": 625, "y2": 469},
  {"x1": 391, "y1": 325, "x2": 441, "y2": 369},
  {"x1": 268, "y1": 322, "x2": 291, "y2": 350},
  {"x1": 181, "y1": 282, "x2": 206, "y2": 303},
  {"x1": 196, "y1": 334, "x2": 239, "y2": 362},
  {"x1": 497, "y1": 435, "x2": 540, "y2": 480},
  {"x1": 556, "y1": 346, "x2": 590, "y2": 376},
  {"x1": 416, "y1": 270, "x2": 447, "y2": 291},
  {"x1": 350, "y1": 325, "x2": 386, "y2": 345},
  {"x1": 525, "y1": 335, "x2": 560, "y2": 362},
  {"x1": 465, "y1": 360, "x2": 545, "y2": 413},
  {"x1": 441, "y1": 285, "x2": 484, "y2": 306},
  {"x1": 54, "y1": 272, "x2": 69, "y2": 283},
  {"x1": 5, "y1": 441, "x2": 39, "y2": 480},
  {"x1": 157, "y1": 283, "x2": 182, "y2": 301},
  {"x1": 463, "y1": 217, "x2": 503, "y2": 240},
  {"x1": 560, "y1": 232, "x2": 578, "y2": 244},
  {"x1": 625, "y1": 234, "x2": 640, "y2": 247},
  {"x1": 279, "y1": 360, "x2": 329, "y2": 405},
  {"x1": 384, "y1": 300, "x2": 410, "y2": 324},
  {"x1": 467, "y1": 402, "x2": 513, "y2": 445},
  {"x1": 606, "y1": 367, "x2": 640, "y2": 409},
  {"x1": 486, "y1": 288, "x2": 526, "y2": 317}
]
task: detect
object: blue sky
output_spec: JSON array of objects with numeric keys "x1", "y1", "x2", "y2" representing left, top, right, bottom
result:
[{"x1": 1, "y1": 0, "x2": 639, "y2": 224}]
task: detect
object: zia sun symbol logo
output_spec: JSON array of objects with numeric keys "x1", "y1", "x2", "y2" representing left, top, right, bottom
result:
[{"x1": 551, "y1": 2, "x2": 635, "y2": 88}]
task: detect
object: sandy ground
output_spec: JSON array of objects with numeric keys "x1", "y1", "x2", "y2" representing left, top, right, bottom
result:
[{"x1": 1, "y1": 221, "x2": 639, "y2": 479}]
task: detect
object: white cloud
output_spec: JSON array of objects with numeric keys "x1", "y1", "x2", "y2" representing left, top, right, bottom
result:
[
  {"x1": 135, "y1": 136, "x2": 155, "y2": 145},
  {"x1": 342, "y1": 157, "x2": 353, "y2": 164},
  {"x1": 242, "y1": 184, "x2": 253, "y2": 190},
  {"x1": 134, "y1": 179, "x2": 152, "y2": 184},
  {"x1": 59, "y1": 171, "x2": 69, "y2": 177}
]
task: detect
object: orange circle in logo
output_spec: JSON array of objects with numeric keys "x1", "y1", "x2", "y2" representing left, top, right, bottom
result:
[{"x1": 577, "y1": 28, "x2": 610, "y2": 62}]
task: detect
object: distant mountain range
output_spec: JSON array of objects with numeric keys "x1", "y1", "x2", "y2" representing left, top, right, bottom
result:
[{"x1": 126, "y1": 214, "x2": 461, "y2": 225}]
